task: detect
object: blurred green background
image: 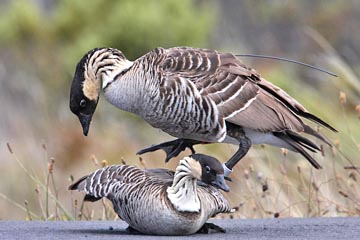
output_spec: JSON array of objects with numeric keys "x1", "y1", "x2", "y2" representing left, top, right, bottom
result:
[{"x1": 0, "y1": 0, "x2": 359, "y2": 220}]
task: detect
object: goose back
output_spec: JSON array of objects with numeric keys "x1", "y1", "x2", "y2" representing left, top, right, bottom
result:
[
  {"x1": 69, "y1": 163, "x2": 231, "y2": 235},
  {"x1": 103, "y1": 47, "x2": 335, "y2": 143}
]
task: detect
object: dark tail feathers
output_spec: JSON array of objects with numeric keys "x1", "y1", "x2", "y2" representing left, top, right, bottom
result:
[
  {"x1": 273, "y1": 130, "x2": 322, "y2": 169},
  {"x1": 68, "y1": 175, "x2": 88, "y2": 190},
  {"x1": 68, "y1": 174, "x2": 102, "y2": 202}
]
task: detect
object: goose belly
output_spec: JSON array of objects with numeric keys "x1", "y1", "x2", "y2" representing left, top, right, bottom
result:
[
  {"x1": 142, "y1": 110, "x2": 226, "y2": 143},
  {"x1": 112, "y1": 197, "x2": 205, "y2": 235},
  {"x1": 104, "y1": 79, "x2": 226, "y2": 142}
]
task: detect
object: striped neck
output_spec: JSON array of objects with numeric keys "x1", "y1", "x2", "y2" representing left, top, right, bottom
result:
[
  {"x1": 166, "y1": 157, "x2": 201, "y2": 212},
  {"x1": 101, "y1": 59, "x2": 133, "y2": 89},
  {"x1": 84, "y1": 48, "x2": 133, "y2": 92}
]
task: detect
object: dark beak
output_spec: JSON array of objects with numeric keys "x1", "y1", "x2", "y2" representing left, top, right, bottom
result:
[
  {"x1": 212, "y1": 174, "x2": 230, "y2": 192},
  {"x1": 78, "y1": 113, "x2": 92, "y2": 136}
]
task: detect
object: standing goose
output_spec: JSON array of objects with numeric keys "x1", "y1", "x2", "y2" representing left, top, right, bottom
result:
[
  {"x1": 69, "y1": 47, "x2": 337, "y2": 175},
  {"x1": 69, "y1": 154, "x2": 232, "y2": 235}
]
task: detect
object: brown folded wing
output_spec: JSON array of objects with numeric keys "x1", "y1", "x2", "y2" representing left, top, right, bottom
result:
[{"x1": 159, "y1": 47, "x2": 312, "y2": 133}]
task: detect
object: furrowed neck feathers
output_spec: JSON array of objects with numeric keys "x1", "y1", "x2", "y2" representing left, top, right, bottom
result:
[{"x1": 167, "y1": 157, "x2": 202, "y2": 212}]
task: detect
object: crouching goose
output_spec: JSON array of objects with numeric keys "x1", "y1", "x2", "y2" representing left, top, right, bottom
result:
[
  {"x1": 69, "y1": 47, "x2": 337, "y2": 176},
  {"x1": 69, "y1": 154, "x2": 232, "y2": 235}
]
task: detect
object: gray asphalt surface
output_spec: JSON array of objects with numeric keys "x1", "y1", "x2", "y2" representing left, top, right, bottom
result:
[{"x1": 0, "y1": 217, "x2": 359, "y2": 239}]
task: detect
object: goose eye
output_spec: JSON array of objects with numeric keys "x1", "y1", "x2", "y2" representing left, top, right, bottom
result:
[
  {"x1": 205, "y1": 166, "x2": 211, "y2": 173},
  {"x1": 80, "y1": 99, "x2": 86, "y2": 108}
]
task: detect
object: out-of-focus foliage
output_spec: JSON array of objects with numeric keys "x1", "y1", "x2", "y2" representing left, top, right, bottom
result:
[
  {"x1": 214, "y1": 1, "x2": 360, "y2": 107},
  {"x1": 0, "y1": 0, "x2": 214, "y2": 92}
]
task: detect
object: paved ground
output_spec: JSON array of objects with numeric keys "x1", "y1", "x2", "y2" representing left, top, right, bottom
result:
[{"x1": 0, "y1": 217, "x2": 359, "y2": 239}]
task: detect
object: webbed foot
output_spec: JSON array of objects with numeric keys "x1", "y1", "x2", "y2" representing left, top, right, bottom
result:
[
  {"x1": 137, "y1": 138, "x2": 201, "y2": 162},
  {"x1": 197, "y1": 222, "x2": 226, "y2": 234},
  {"x1": 125, "y1": 226, "x2": 142, "y2": 234}
]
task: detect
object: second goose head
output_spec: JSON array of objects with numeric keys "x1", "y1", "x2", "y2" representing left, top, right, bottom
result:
[
  {"x1": 69, "y1": 48, "x2": 133, "y2": 136},
  {"x1": 182, "y1": 154, "x2": 230, "y2": 192},
  {"x1": 192, "y1": 154, "x2": 230, "y2": 192},
  {"x1": 168, "y1": 154, "x2": 230, "y2": 213},
  {"x1": 191, "y1": 154, "x2": 230, "y2": 192}
]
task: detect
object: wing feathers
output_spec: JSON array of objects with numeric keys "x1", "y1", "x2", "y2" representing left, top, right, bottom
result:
[
  {"x1": 257, "y1": 79, "x2": 337, "y2": 132},
  {"x1": 158, "y1": 47, "x2": 335, "y2": 143},
  {"x1": 68, "y1": 165, "x2": 130, "y2": 199}
]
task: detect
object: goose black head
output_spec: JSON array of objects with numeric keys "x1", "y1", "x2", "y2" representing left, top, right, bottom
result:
[
  {"x1": 70, "y1": 48, "x2": 132, "y2": 136},
  {"x1": 191, "y1": 154, "x2": 230, "y2": 192},
  {"x1": 69, "y1": 48, "x2": 102, "y2": 136}
]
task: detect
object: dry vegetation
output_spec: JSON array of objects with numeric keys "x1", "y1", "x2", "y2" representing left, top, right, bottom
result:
[
  {"x1": 2, "y1": 90, "x2": 360, "y2": 221},
  {"x1": 0, "y1": 1, "x2": 359, "y2": 221}
]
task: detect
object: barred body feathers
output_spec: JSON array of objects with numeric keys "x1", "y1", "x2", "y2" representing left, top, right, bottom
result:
[
  {"x1": 69, "y1": 154, "x2": 232, "y2": 235},
  {"x1": 70, "y1": 47, "x2": 336, "y2": 172}
]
